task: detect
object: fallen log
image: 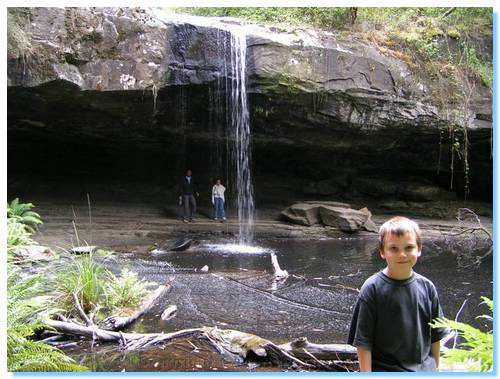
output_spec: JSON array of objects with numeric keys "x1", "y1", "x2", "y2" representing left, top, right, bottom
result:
[
  {"x1": 279, "y1": 337, "x2": 357, "y2": 360},
  {"x1": 100, "y1": 278, "x2": 174, "y2": 331},
  {"x1": 40, "y1": 319, "x2": 358, "y2": 371},
  {"x1": 43, "y1": 318, "x2": 204, "y2": 345}
]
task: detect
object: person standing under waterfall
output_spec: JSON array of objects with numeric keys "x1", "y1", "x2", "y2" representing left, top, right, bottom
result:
[
  {"x1": 181, "y1": 169, "x2": 198, "y2": 223},
  {"x1": 211, "y1": 179, "x2": 227, "y2": 223}
]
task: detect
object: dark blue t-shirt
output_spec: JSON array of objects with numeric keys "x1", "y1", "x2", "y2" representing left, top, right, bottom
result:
[{"x1": 348, "y1": 271, "x2": 448, "y2": 371}]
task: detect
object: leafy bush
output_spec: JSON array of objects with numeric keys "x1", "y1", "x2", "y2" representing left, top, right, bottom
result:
[
  {"x1": 7, "y1": 218, "x2": 35, "y2": 260},
  {"x1": 104, "y1": 268, "x2": 151, "y2": 310},
  {"x1": 7, "y1": 198, "x2": 43, "y2": 232},
  {"x1": 174, "y1": 7, "x2": 354, "y2": 29},
  {"x1": 431, "y1": 297, "x2": 493, "y2": 372},
  {"x1": 462, "y1": 44, "x2": 492, "y2": 88},
  {"x1": 54, "y1": 255, "x2": 150, "y2": 320},
  {"x1": 7, "y1": 198, "x2": 42, "y2": 260},
  {"x1": 8, "y1": 271, "x2": 88, "y2": 372},
  {"x1": 55, "y1": 253, "x2": 111, "y2": 316}
]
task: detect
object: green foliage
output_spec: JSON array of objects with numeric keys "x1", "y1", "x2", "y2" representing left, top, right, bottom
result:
[
  {"x1": 462, "y1": 44, "x2": 492, "y2": 88},
  {"x1": 8, "y1": 271, "x2": 89, "y2": 372},
  {"x1": 7, "y1": 218, "x2": 35, "y2": 260},
  {"x1": 431, "y1": 297, "x2": 493, "y2": 372},
  {"x1": 174, "y1": 7, "x2": 354, "y2": 29},
  {"x1": 54, "y1": 253, "x2": 111, "y2": 315},
  {"x1": 104, "y1": 268, "x2": 151, "y2": 310},
  {"x1": 172, "y1": 7, "x2": 491, "y2": 35},
  {"x1": 8, "y1": 198, "x2": 43, "y2": 232},
  {"x1": 7, "y1": 198, "x2": 44, "y2": 260},
  {"x1": 54, "y1": 255, "x2": 150, "y2": 320}
]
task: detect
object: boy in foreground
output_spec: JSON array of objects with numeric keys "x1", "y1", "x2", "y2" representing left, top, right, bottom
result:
[{"x1": 348, "y1": 216, "x2": 448, "y2": 371}]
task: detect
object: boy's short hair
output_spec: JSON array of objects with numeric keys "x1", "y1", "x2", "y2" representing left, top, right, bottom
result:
[{"x1": 379, "y1": 216, "x2": 422, "y2": 251}]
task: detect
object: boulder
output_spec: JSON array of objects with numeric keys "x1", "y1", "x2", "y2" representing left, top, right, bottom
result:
[
  {"x1": 281, "y1": 203, "x2": 321, "y2": 226},
  {"x1": 13, "y1": 245, "x2": 57, "y2": 261},
  {"x1": 282, "y1": 202, "x2": 377, "y2": 233},
  {"x1": 319, "y1": 206, "x2": 369, "y2": 232},
  {"x1": 358, "y1": 207, "x2": 378, "y2": 233}
]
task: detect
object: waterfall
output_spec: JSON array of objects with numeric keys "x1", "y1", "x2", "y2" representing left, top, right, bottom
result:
[
  {"x1": 229, "y1": 28, "x2": 254, "y2": 245},
  {"x1": 151, "y1": 10, "x2": 255, "y2": 244}
]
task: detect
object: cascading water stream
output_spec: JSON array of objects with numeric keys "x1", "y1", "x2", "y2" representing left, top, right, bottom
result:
[
  {"x1": 150, "y1": 10, "x2": 255, "y2": 245},
  {"x1": 228, "y1": 27, "x2": 255, "y2": 245}
]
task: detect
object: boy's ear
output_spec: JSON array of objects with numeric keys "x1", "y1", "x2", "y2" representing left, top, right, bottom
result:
[
  {"x1": 379, "y1": 249, "x2": 385, "y2": 259},
  {"x1": 417, "y1": 249, "x2": 422, "y2": 257}
]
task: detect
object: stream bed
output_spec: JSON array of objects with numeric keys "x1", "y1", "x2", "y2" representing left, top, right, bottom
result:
[{"x1": 62, "y1": 236, "x2": 493, "y2": 372}]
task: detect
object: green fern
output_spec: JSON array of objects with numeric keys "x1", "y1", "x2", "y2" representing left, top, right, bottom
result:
[
  {"x1": 104, "y1": 268, "x2": 151, "y2": 310},
  {"x1": 8, "y1": 271, "x2": 89, "y2": 372},
  {"x1": 431, "y1": 297, "x2": 493, "y2": 372},
  {"x1": 7, "y1": 198, "x2": 43, "y2": 260},
  {"x1": 7, "y1": 218, "x2": 36, "y2": 261},
  {"x1": 54, "y1": 256, "x2": 151, "y2": 321},
  {"x1": 7, "y1": 198, "x2": 43, "y2": 232}
]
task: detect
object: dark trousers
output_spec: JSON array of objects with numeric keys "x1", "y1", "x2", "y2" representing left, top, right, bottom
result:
[{"x1": 183, "y1": 194, "x2": 196, "y2": 219}]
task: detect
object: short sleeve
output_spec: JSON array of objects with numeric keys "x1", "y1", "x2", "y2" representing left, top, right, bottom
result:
[
  {"x1": 430, "y1": 287, "x2": 449, "y2": 343},
  {"x1": 348, "y1": 297, "x2": 376, "y2": 350}
]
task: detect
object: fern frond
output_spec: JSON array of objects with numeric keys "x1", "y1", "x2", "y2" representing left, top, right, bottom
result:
[
  {"x1": 480, "y1": 296, "x2": 493, "y2": 312},
  {"x1": 8, "y1": 271, "x2": 89, "y2": 372},
  {"x1": 431, "y1": 297, "x2": 493, "y2": 372},
  {"x1": 7, "y1": 198, "x2": 43, "y2": 229}
]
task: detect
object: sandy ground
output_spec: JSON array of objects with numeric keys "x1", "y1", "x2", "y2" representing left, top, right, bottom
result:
[{"x1": 31, "y1": 199, "x2": 493, "y2": 253}]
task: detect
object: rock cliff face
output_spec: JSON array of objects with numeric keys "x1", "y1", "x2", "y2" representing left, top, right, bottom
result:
[{"x1": 7, "y1": 7, "x2": 492, "y2": 204}]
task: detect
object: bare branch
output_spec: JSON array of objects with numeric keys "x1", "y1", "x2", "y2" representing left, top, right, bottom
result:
[
  {"x1": 72, "y1": 292, "x2": 93, "y2": 326},
  {"x1": 442, "y1": 7, "x2": 457, "y2": 18}
]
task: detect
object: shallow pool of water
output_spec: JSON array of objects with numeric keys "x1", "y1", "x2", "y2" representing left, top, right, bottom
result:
[{"x1": 65, "y1": 236, "x2": 493, "y2": 371}]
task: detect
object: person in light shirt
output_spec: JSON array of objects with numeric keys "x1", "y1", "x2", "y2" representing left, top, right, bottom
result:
[{"x1": 211, "y1": 179, "x2": 226, "y2": 223}]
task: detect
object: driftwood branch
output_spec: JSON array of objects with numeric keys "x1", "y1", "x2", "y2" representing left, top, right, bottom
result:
[
  {"x1": 265, "y1": 342, "x2": 313, "y2": 368},
  {"x1": 449, "y1": 226, "x2": 492, "y2": 239},
  {"x1": 279, "y1": 337, "x2": 356, "y2": 360},
  {"x1": 100, "y1": 278, "x2": 174, "y2": 331},
  {"x1": 302, "y1": 348, "x2": 332, "y2": 370},
  {"x1": 72, "y1": 293, "x2": 93, "y2": 326},
  {"x1": 442, "y1": 7, "x2": 456, "y2": 18},
  {"x1": 40, "y1": 320, "x2": 358, "y2": 371},
  {"x1": 270, "y1": 251, "x2": 289, "y2": 278}
]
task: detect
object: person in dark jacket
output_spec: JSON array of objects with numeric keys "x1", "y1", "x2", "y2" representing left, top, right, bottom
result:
[{"x1": 181, "y1": 169, "x2": 199, "y2": 222}]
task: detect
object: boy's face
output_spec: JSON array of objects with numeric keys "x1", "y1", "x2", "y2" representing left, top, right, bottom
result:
[{"x1": 380, "y1": 231, "x2": 421, "y2": 280}]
